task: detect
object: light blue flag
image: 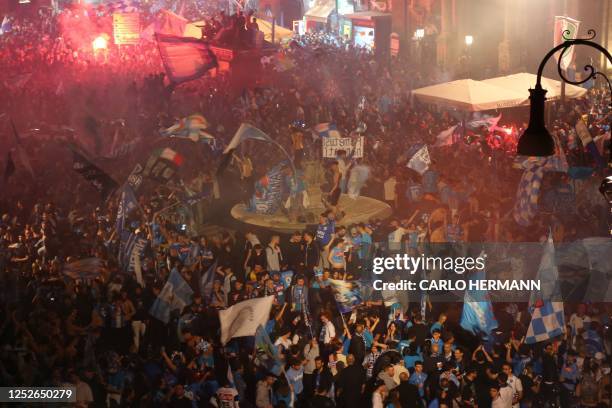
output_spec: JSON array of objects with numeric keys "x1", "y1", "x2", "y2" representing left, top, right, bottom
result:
[
  {"x1": 200, "y1": 261, "x2": 218, "y2": 301},
  {"x1": 254, "y1": 325, "x2": 283, "y2": 375},
  {"x1": 525, "y1": 234, "x2": 565, "y2": 344},
  {"x1": 223, "y1": 123, "x2": 272, "y2": 154},
  {"x1": 329, "y1": 279, "x2": 363, "y2": 313},
  {"x1": 150, "y1": 269, "x2": 194, "y2": 323},
  {"x1": 460, "y1": 270, "x2": 498, "y2": 339}
]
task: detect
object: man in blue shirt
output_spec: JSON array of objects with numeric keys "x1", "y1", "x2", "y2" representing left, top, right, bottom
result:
[
  {"x1": 316, "y1": 212, "x2": 335, "y2": 247},
  {"x1": 408, "y1": 361, "x2": 428, "y2": 400},
  {"x1": 316, "y1": 212, "x2": 335, "y2": 268},
  {"x1": 286, "y1": 359, "x2": 305, "y2": 403}
]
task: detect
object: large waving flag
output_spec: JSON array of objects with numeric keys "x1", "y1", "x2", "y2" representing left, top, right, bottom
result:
[
  {"x1": 160, "y1": 114, "x2": 215, "y2": 144},
  {"x1": 219, "y1": 296, "x2": 275, "y2": 344},
  {"x1": 156, "y1": 34, "x2": 218, "y2": 84},
  {"x1": 200, "y1": 261, "x2": 218, "y2": 301},
  {"x1": 329, "y1": 279, "x2": 364, "y2": 313},
  {"x1": 254, "y1": 325, "x2": 283, "y2": 375},
  {"x1": 149, "y1": 269, "x2": 194, "y2": 323},
  {"x1": 466, "y1": 113, "x2": 502, "y2": 132},
  {"x1": 71, "y1": 149, "x2": 119, "y2": 201},
  {"x1": 223, "y1": 123, "x2": 273, "y2": 154},
  {"x1": 406, "y1": 145, "x2": 431, "y2": 175},
  {"x1": 525, "y1": 234, "x2": 565, "y2": 344},
  {"x1": 512, "y1": 157, "x2": 547, "y2": 227},
  {"x1": 460, "y1": 270, "x2": 498, "y2": 339}
]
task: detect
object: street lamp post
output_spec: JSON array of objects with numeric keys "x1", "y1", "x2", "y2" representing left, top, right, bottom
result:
[
  {"x1": 516, "y1": 29, "x2": 612, "y2": 233},
  {"x1": 464, "y1": 35, "x2": 473, "y2": 78},
  {"x1": 414, "y1": 28, "x2": 424, "y2": 67}
]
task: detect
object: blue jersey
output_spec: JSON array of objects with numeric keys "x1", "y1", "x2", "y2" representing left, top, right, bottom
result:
[{"x1": 316, "y1": 220, "x2": 335, "y2": 245}]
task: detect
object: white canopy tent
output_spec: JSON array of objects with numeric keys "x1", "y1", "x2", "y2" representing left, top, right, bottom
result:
[
  {"x1": 412, "y1": 79, "x2": 528, "y2": 112},
  {"x1": 482, "y1": 72, "x2": 587, "y2": 101}
]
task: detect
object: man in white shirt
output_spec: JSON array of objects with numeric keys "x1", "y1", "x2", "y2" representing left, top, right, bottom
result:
[
  {"x1": 303, "y1": 338, "x2": 320, "y2": 397},
  {"x1": 492, "y1": 373, "x2": 514, "y2": 408},
  {"x1": 502, "y1": 363, "x2": 523, "y2": 408},
  {"x1": 65, "y1": 370, "x2": 93, "y2": 408},
  {"x1": 319, "y1": 313, "x2": 336, "y2": 345},
  {"x1": 265, "y1": 235, "x2": 282, "y2": 273},
  {"x1": 490, "y1": 384, "x2": 512, "y2": 408}
]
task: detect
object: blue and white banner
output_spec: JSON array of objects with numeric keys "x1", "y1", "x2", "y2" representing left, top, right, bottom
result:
[
  {"x1": 525, "y1": 234, "x2": 565, "y2": 344},
  {"x1": 460, "y1": 270, "x2": 498, "y2": 339},
  {"x1": 407, "y1": 145, "x2": 431, "y2": 175},
  {"x1": 249, "y1": 162, "x2": 287, "y2": 215},
  {"x1": 149, "y1": 269, "x2": 194, "y2": 323},
  {"x1": 120, "y1": 231, "x2": 148, "y2": 272},
  {"x1": 329, "y1": 279, "x2": 363, "y2": 313}
]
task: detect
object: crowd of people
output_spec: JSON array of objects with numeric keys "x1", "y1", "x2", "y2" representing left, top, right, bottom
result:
[{"x1": 1, "y1": 3, "x2": 611, "y2": 408}]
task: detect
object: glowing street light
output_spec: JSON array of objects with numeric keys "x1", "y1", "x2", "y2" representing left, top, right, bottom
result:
[
  {"x1": 465, "y1": 35, "x2": 473, "y2": 46},
  {"x1": 414, "y1": 28, "x2": 425, "y2": 40},
  {"x1": 92, "y1": 35, "x2": 108, "y2": 51}
]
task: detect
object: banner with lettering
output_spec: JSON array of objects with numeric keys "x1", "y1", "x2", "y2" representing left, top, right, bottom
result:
[{"x1": 322, "y1": 136, "x2": 364, "y2": 158}]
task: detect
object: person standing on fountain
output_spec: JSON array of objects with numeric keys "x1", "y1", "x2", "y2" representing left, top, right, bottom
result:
[
  {"x1": 323, "y1": 161, "x2": 342, "y2": 217},
  {"x1": 316, "y1": 211, "x2": 335, "y2": 269}
]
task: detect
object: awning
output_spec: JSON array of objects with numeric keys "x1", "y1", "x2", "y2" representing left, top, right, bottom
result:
[
  {"x1": 342, "y1": 11, "x2": 391, "y2": 20},
  {"x1": 482, "y1": 72, "x2": 587, "y2": 101},
  {"x1": 305, "y1": 1, "x2": 335, "y2": 23},
  {"x1": 412, "y1": 79, "x2": 527, "y2": 111},
  {"x1": 257, "y1": 19, "x2": 294, "y2": 43}
]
